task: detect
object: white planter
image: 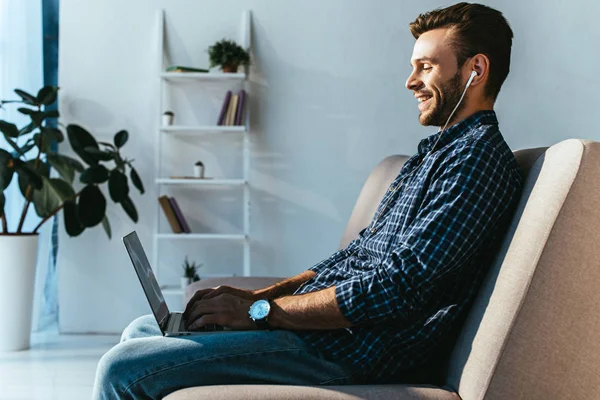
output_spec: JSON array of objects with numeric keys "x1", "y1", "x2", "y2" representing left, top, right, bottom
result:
[
  {"x1": 180, "y1": 277, "x2": 192, "y2": 290},
  {"x1": 0, "y1": 234, "x2": 38, "y2": 352}
]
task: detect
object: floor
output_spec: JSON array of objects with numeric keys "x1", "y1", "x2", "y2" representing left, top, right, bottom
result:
[{"x1": 0, "y1": 332, "x2": 119, "y2": 400}]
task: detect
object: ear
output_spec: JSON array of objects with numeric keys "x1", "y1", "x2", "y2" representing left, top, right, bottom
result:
[{"x1": 468, "y1": 54, "x2": 490, "y2": 87}]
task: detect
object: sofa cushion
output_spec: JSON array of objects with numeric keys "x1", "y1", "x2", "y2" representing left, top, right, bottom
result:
[{"x1": 163, "y1": 384, "x2": 459, "y2": 400}]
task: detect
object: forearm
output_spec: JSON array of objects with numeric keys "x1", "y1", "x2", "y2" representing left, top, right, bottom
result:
[
  {"x1": 268, "y1": 286, "x2": 352, "y2": 330},
  {"x1": 253, "y1": 270, "x2": 316, "y2": 300}
]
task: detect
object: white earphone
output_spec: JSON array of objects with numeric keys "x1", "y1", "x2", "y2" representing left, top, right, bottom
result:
[
  {"x1": 466, "y1": 70, "x2": 477, "y2": 88},
  {"x1": 430, "y1": 70, "x2": 478, "y2": 153}
]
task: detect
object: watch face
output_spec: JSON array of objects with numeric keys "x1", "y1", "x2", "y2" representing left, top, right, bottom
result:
[{"x1": 251, "y1": 300, "x2": 270, "y2": 320}]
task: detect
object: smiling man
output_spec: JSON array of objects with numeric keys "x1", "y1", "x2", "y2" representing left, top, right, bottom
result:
[{"x1": 94, "y1": 3, "x2": 524, "y2": 399}]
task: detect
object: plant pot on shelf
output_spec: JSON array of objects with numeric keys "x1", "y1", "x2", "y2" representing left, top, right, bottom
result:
[
  {"x1": 180, "y1": 277, "x2": 193, "y2": 290},
  {"x1": 221, "y1": 63, "x2": 239, "y2": 73},
  {"x1": 0, "y1": 234, "x2": 39, "y2": 352}
]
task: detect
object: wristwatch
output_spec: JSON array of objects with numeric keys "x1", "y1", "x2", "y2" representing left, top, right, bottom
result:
[{"x1": 248, "y1": 299, "x2": 271, "y2": 330}]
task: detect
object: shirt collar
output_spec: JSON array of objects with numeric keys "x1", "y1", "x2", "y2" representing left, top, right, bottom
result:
[{"x1": 417, "y1": 110, "x2": 499, "y2": 155}]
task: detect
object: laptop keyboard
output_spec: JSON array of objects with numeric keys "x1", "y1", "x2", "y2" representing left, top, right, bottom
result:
[{"x1": 172, "y1": 314, "x2": 224, "y2": 332}]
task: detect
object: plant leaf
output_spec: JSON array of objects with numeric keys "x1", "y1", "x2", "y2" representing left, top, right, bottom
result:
[
  {"x1": 77, "y1": 185, "x2": 106, "y2": 227},
  {"x1": 102, "y1": 215, "x2": 112, "y2": 239},
  {"x1": 14, "y1": 159, "x2": 43, "y2": 191},
  {"x1": 0, "y1": 120, "x2": 19, "y2": 138},
  {"x1": 108, "y1": 169, "x2": 128, "y2": 202},
  {"x1": 18, "y1": 107, "x2": 35, "y2": 115},
  {"x1": 31, "y1": 177, "x2": 76, "y2": 218},
  {"x1": 46, "y1": 152, "x2": 84, "y2": 172},
  {"x1": 40, "y1": 127, "x2": 64, "y2": 143},
  {"x1": 120, "y1": 195, "x2": 138, "y2": 223},
  {"x1": 47, "y1": 154, "x2": 76, "y2": 184},
  {"x1": 33, "y1": 133, "x2": 52, "y2": 153},
  {"x1": 0, "y1": 149, "x2": 14, "y2": 190},
  {"x1": 14, "y1": 89, "x2": 38, "y2": 105},
  {"x1": 83, "y1": 146, "x2": 114, "y2": 161},
  {"x1": 64, "y1": 200, "x2": 85, "y2": 236},
  {"x1": 129, "y1": 166, "x2": 144, "y2": 194},
  {"x1": 12, "y1": 140, "x2": 36, "y2": 158},
  {"x1": 80, "y1": 165, "x2": 109, "y2": 184},
  {"x1": 37, "y1": 86, "x2": 58, "y2": 106},
  {"x1": 2, "y1": 135, "x2": 25, "y2": 157},
  {"x1": 19, "y1": 122, "x2": 36, "y2": 136},
  {"x1": 114, "y1": 130, "x2": 128, "y2": 148},
  {"x1": 66, "y1": 124, "x2": 99, "y2": 165}
]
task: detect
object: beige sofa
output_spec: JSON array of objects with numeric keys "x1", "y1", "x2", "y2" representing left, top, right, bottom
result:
[{"x1": 167, "y1": 139, "x2": 600, "y2": 400}]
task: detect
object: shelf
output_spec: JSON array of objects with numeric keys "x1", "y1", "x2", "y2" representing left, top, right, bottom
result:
[
  {"x1": 161, "y1": 72, "x2": 246, "y2": 82},
  {"x1": 160, "y1": 125, "x2": 246, "y2": 136},
  {"x1": 156, "y1": 233, "x2": 247, "y2": 241},
  {"x1": 156, "y1": 178, "x2": 246, "y2": 186}
]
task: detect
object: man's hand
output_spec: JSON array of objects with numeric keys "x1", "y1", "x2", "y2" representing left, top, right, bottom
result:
[
  {"x1": 183, "y1": 286, "x2": 259, "y2": 330},
  {"x1": 184, "y1": 292, "x2": 257, "y2": 331}
]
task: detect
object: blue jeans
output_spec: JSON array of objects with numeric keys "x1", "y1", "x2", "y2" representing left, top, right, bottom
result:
[{"x1": 92, "y1": 314, "x2": 359, "y2": 399}]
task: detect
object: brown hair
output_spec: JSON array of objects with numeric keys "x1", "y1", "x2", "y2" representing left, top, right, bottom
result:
[{"x1": 409, "y1": 2, "x2": 513, "y2": 100}]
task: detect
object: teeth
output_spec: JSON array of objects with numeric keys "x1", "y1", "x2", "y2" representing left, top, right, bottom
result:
[{"x1": 418, "y1": 97, "x2": 431, "y2": 103}]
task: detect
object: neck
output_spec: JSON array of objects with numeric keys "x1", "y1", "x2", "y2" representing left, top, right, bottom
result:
[{"x1": 440, "y1": 101, "x2": 495, "y2": 131}]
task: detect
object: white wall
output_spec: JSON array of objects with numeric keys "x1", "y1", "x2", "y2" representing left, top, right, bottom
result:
[{"x1": 57, "y1": 0, "x2": 600, "y2": 333}]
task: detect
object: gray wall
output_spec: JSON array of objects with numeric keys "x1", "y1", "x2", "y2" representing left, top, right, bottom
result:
[{"x1": 57, "y1": 0, "x2": 598, "y2": 333}]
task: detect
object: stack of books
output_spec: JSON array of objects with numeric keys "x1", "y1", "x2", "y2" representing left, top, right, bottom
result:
[
  {"x1": 166, "y1": 66, "x2": 209, "y2": 73},
  {"x1": 217, "y1": 90, "x2": 246, "y2": 126},
  {"x1": 158, "y1": 195, "x2": 191, "y2": 233}
]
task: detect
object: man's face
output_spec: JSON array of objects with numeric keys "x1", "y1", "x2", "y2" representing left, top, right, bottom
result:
[{"x1": 406, "y1": 28, "x2": 467, "y2": 127}]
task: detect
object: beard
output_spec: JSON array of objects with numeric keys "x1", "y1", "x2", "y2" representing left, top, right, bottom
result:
[{"x1": 419, "y1": 70, "x2": 467, "y2": 127}]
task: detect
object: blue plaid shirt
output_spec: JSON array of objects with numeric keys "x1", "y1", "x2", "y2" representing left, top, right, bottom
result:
[{"x1": 293, "y1": 110, "x2": 524, "y2": 383}]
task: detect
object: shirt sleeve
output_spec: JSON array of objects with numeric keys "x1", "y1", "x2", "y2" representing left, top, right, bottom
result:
[{"x1": 335, "y1": 143, "x2": 521, "y2": 326}]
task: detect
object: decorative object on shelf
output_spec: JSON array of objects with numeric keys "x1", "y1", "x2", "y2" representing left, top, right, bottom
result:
[
  {"x1": 181, "y1": 255, "x2": 202, "y2": 289},
  {"x1": 194, "y1": 161, "x2": 205, "y2": 179},
  {"x1": 162, "y1": 111, "x2": 174, "y2": 126},
  {"x1": 217, "y1": 89, "x2": 246, "y2": 126},
  {"x1": 158, "y1": 195, "x2": 183, "y2": 233},
  {"x1": 208, "y1": 38, "x2": 250, "y2": 73},
  {"x1": 0, "y1": 86, "x2": 145, "y2": 351},
  {"x1": 169, "y1": 197, "x2": 191, "y2": 233},
  {"x1": 217, "y1": 91, "x2": 232, "y2": 125},
  {"x1": 166, "y1": 66, "x2": 209, "y2": 73}
]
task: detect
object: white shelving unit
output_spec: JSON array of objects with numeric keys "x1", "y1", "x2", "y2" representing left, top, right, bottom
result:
[{"x1": 153, "y1": 9, "x2": 252, "y2": 296}]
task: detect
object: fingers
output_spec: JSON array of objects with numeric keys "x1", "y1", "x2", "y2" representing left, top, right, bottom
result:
[
  {"x1": 183, "y1": 288, "x2": 214, "y2": 319},
  {"x1": 188, "y1": 313, "x2": 225, "y2": 331},
  {"x1": 201, "y1": 285, "x2": 233, "y2": 300}
]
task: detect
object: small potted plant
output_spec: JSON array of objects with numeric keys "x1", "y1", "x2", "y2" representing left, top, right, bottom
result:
[
  {"x1": 181, "y1": 255, "x2": 202, "y2": 289},
  {"x1": 208, "y1": 38, "x2": 250, "y2": 73}
]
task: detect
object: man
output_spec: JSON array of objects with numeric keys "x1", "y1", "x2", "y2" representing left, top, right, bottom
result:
[{"x1": 93, "y1": 3, "x2": 524, "y2": 398}]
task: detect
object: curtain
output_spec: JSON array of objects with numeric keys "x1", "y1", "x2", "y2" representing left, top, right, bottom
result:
[{"x1": 0, "y1": 0, "x2": 59, "y2": 333}]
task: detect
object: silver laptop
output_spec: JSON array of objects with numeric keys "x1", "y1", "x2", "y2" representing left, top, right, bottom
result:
[{"x1": 122, "y1": 231, "x2": 235, "y2": 336}]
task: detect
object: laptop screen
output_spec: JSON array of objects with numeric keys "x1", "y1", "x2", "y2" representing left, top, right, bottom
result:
[{"x1": 122, "y1": 231, "x2": 169, "y2": 329}]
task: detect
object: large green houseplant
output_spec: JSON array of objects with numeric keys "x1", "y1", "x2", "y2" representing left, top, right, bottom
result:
[
  {"x1": 0, "y1": 86, "x2": 144, "y2": 237},
  {"x1": 0, "y1": 85, "x2": 144, "y2": 352}
]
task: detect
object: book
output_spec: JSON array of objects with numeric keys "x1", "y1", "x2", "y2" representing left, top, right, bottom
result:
[
  {"x1": 227, "y1": 94, "x2": 239, "y2": 126},
  {"x1": 168, "y1": 197, "x2": 191, "y2": 234},
  {"x1": 158, "y1": 195, "x2": 183, "y2": 233},
  {"x1": 234, "y1": 90, "x2": 246, "y2": 126},
  {"x1": 224, "y1": 94, "x2": 236, "y2": 126},
  {"x1": 166, "y1": 66, "x2": 209, "y2": 73},
  {"x1": 217, "y1": 91, "x2": 232, "y2": 126}
]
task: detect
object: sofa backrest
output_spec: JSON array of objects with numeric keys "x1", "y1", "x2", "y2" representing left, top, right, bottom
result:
[
  {"x1": 339, "y1": 155, "x2": 410, "y2": 249},
  {"x1": 446, "y1": 139, "x2": 600, "y2": 400}
]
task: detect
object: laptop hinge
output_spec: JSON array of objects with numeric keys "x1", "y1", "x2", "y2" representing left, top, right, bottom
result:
[{"x1": 159, "y1": 314, "x2": 170, "y2": 331}]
